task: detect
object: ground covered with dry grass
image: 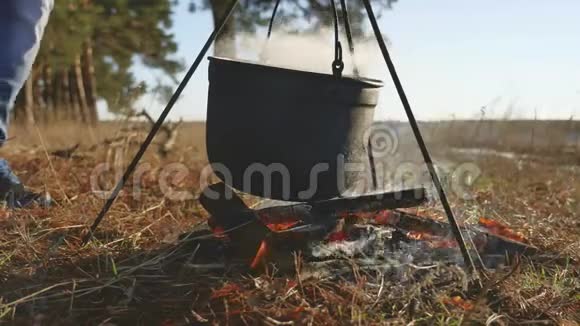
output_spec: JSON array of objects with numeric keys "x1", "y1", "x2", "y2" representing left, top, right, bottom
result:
[{"x1": 0, "y1": 123, "x2": 578, "y2": 325}]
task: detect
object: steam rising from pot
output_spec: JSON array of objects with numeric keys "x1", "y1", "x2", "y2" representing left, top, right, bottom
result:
[{"x1": 233, "y1": 29, "x2": 385, "y2": 79}]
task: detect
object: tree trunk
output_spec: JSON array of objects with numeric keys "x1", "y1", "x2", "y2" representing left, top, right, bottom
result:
[
  {"x1": 43, "y1": 64, "x2": 54, "y2": 123},
  {"x1": 68, "y1": 68, "x2": 82, "y2": 122},
  {"x1": 208, "y1": 0, "x2": 236, "y2": 57},
  {"x1": 51, "y1": 70, "x2": 61, "y2": 121},
  {"x1": 74, "y1": 54, "x2": 90, "y2": 123},
  {"x1": 61, "y1": 70, "x2": 72, "y2": 120},
  {"x1": 33, "y1": 73, "x2": 47, "y2": 124},
  {"x1": 23, "y1": 77, "x2": 35, "y2": 126},
  {"x1": 55, "y1": 70, "x2": 65, "y2": 120},
  {"x1": 82, "y1": 40, "x2": 98, "y2": 124}
]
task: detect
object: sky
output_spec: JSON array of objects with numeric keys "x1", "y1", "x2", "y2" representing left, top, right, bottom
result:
[{"x1": 110, "y1": 0, "x2": 580, "y2": 121}]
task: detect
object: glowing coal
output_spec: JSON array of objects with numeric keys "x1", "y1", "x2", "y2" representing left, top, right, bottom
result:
[{"x1": 196, "y1": 183, "x2": 539, "y2": 274}]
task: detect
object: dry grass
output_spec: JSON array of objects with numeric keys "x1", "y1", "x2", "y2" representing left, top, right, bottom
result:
[
  {"x1": 0, "y1": 121, "x2": 578, "y2": 325},
  {"x1": 423, "y1": 119, "x2": 580, "y2": 157}
]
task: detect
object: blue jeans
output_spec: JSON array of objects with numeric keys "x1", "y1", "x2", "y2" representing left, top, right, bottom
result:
[{"x1": 0, "y1": 0, "x2": 53, "y2": 189}]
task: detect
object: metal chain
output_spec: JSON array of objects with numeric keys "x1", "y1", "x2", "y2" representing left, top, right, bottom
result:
[
  {"x1": 330, "y1": 0, "x2": 344, "y2": 77},
  {"x1": 268, "y1": 0, "x2": 349, "y2": 77},
  {"x1": 339, "y1": 0, "x2": 359, "y2": 76},
  {"x1": 267, "y1": 0, "x2": 282, "y2": 39}
]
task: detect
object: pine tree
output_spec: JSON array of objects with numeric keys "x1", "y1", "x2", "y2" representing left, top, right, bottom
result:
[{"x1": 14, "y1": 0, "x2": 183, "y2": 124}]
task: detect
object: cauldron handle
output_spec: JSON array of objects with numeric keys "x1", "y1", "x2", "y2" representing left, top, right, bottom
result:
[
  {"x1": 263, "y1": 0, "x2": 359, "y2": 77},
  {"x1": 266, "y1": 0, "x2": 282, "y2": 39},
  {"x1": 338, "y1": 0, "x2": 360, "y2": 76}
]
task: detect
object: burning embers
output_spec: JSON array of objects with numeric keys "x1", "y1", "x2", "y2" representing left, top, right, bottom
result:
[
  {"x1": 478, "y1": 217, "x2": 527, "y2": 243},
  {"x1": 199, "y1": 182, "x2": 537, "y2": 272}
]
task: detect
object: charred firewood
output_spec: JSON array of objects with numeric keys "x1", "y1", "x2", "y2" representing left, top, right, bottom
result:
[
  {"x1": 199, "y1": 183, "x2": 271, "y2": 264},
  {"x1": 136, "y1": 109, "x2": 183, "y2": 157},
  {"x1": 50, "y1": 143, "x2": 80, "y2": 159},
  {"x1": 252, "y1": 188, "x2": 427, "y2": 226}
]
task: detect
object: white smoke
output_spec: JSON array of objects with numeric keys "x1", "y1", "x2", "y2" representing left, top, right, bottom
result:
[{"x1": 235, "y1": 29, "x2": 385, "y2": 79}]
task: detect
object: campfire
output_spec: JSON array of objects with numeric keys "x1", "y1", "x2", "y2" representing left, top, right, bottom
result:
[{"x1": 192, "y1": 182, "x2": 538, "y2": 274}]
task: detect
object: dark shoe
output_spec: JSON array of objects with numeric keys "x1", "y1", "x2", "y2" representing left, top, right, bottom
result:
[
  {"x1": 0, "y1": 159, "x2": 51, "y2": 208},
  {"x1": 3, "y1": 188, "x2": 52, "y2": 208}
]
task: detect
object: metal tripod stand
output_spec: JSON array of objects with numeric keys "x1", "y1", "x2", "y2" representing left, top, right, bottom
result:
[{"x1": 82, "y1": 0, "x2": 476, "y2": 273}]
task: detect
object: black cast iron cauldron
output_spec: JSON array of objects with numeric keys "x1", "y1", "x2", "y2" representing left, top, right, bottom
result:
[{"x1": 206, "y1": 56, "x2": 383, "y2": 201}]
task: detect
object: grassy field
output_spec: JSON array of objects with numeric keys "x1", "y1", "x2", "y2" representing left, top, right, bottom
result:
[{"x1": 0, "y1": 121, "x2": 578, "y2": 325}]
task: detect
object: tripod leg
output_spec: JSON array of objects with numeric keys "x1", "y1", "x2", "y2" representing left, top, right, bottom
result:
[
  {"x1": 360, "y1": 0, "x2": 476, "y2": 274},
  {"x1": 82, "y1": 0, "x2": 241, "y2": 245}
]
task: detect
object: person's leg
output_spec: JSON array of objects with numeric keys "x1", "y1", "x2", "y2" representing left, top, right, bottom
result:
[
  {"x1": 0, "y1": 0, "x2": 53, "y2": 142},
  {"x1": 0, "y1": 0, "x2": 53, "y2": 206}
]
